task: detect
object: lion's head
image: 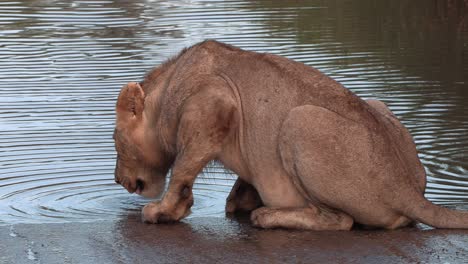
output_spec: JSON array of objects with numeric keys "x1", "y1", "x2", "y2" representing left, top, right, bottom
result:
[{"x1": 113, "y1": 82, "x2": 170, "y2": 198}]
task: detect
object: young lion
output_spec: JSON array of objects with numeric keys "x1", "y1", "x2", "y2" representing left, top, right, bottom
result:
[{"x1": 113, "y1": 40, "x2": 468, "y2": 230}]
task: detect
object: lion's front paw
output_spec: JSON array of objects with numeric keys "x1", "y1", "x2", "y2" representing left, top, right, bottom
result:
[{"x1": 142, "y1": 201, "x2": 177, "y2": 224}]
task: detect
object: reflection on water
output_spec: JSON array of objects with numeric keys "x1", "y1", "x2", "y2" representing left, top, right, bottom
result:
[{"x1": 0, "y1": 0, "x2": 467, "y2": 224}]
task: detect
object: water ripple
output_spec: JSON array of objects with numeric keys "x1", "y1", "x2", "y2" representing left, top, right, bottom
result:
[{"x1": 0, "y1": 0, "x2": 467, "y2": 225}]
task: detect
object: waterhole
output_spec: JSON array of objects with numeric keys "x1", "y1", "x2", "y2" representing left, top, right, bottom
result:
[{"x1": 0, "y1": 0, "x2": 467, "y2": 224}]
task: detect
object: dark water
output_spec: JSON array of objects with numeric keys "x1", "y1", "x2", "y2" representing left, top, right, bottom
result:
[{"x1": 0, "y1": 0, "x2": 467, "y2": 225}]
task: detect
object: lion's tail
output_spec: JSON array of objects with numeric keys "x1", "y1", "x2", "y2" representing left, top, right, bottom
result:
[{"x1": 401, "y1": 193, "x2": 468, "y2": 229}]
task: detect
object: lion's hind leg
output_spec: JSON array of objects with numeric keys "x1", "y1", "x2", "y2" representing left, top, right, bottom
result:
[
  {"x1": 226, "y1": 177, "x2": 263, "y2": 214},
  {"x1": 251, "y1": 205, "x2": 353, "y2": 230}
]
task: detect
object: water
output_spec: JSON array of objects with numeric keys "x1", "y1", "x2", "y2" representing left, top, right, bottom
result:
[{"x1": 0, "y1": 0, "x2": 467, "y2": 225}]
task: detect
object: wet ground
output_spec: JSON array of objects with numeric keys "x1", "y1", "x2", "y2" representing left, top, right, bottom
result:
[
  {"x1": 1, "y1": 215, "x2": 468, "y2": 264},
  {"x1": 1, "y1": 0, "x2": 468, "y2": 263}
]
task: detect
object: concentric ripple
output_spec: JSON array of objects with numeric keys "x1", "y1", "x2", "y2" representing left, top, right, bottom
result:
[{"x1": 1, "y1": 0, "x2": 467, "y2": 225}]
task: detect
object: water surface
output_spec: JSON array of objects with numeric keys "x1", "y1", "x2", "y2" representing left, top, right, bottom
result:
[{"x1": 0, "y1": 0, "x2": 467, "y2": 224}]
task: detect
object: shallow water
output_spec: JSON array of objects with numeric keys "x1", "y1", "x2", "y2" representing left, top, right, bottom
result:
[{"x1": 0, "y1": 0, "x2": 467, "y2": 224}]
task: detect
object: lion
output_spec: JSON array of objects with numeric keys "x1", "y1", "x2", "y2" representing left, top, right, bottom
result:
[{"x1": 113, "y1": 40, "x2": 468, "y2": 230}]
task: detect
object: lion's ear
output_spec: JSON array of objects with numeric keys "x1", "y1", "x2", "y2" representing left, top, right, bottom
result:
[{"x1": 116, "y1": 82, "x2": 145, "y2": 122}]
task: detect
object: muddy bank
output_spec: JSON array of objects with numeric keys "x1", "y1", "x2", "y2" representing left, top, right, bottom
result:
[{"x1": 2, "y1": 214, "x2": 467, "y2": 264}]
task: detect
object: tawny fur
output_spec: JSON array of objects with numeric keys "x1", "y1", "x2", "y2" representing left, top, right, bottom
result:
[{"x1": 113, "y1": 40, "x2": 468, "y2": 230}]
